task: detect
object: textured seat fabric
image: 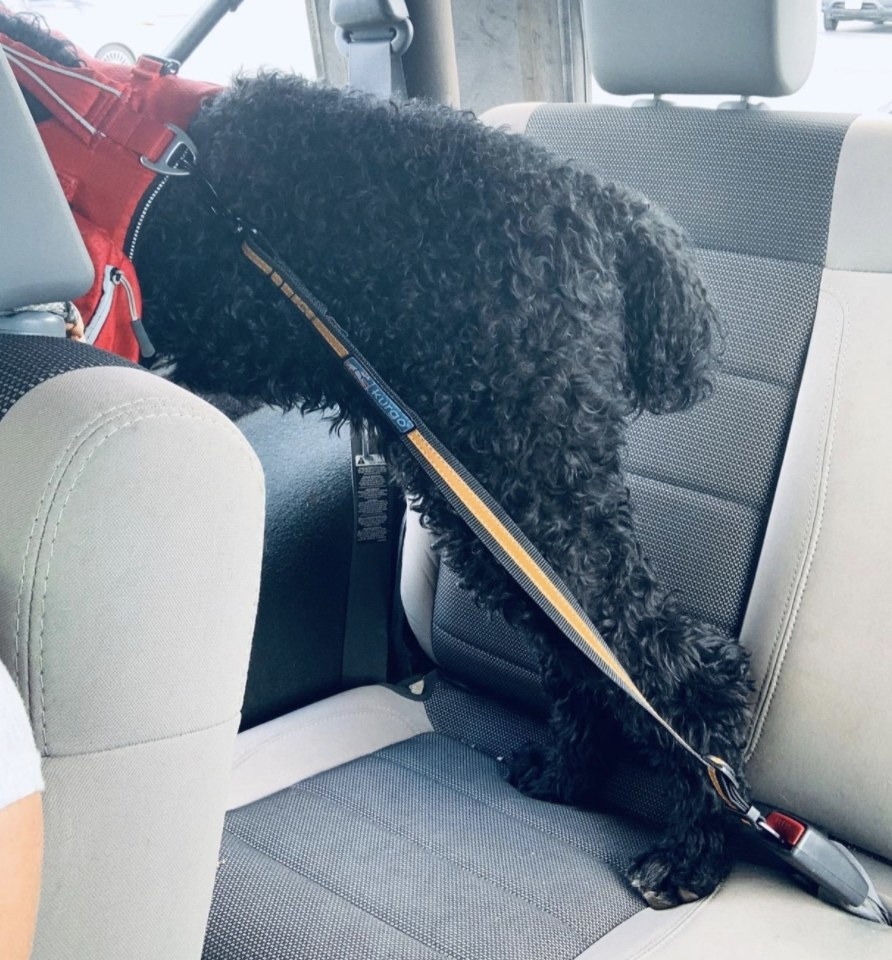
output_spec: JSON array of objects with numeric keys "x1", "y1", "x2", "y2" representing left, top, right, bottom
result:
[
  {"x1": 0, "y1": 337, "x2": 265, "y2": 960},
  {"x1": 208, "y1": 732, "x2": 654, "y2": 960}
]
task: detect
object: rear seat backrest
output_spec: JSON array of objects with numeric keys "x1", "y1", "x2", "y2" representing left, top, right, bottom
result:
[
  {"x1": 404, "y1": 0, "x2": 891, "y2": 865},
  {"x1": 410, "y1": 103, "x2": 851, "y2": 709}
]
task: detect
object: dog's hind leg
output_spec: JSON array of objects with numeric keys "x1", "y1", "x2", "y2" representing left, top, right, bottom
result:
[{"x1": 505, "y1": 640, "x2": 624, "y2": 808}]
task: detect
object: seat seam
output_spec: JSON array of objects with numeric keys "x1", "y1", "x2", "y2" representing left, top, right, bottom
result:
[
  {"x1": 623, "y1": 469, "x2": 765, "y2": 512},
  {"x1": 704, "y1": 366, "x2": 794, "y2": 391},
  {"x1": 433, "y1": 625, "x2": 542, "y2": 678},
  {"x1": 746, "y1": 286, "x2": 849, "y2": 757},
  {"x1": 693, "y1": 242, "x2": 825, "y2": 268},
  {"x1": 615, "y1": 883, "x2": 719, "y2": 960},
  {"x1": 41, "y1": 708, "x2": 242, "y2": 760},
  {"x1": 33, "y1": 405, "x2": 252, "y2": 752},
  {"x1": 233, "y1": 706, "x2": 431, "y2": 769},
  {"x1": 370, "y1": 747, "x2": 634, "y2": 870},
  {"x1": 221, "y1": 828, "x2": 465, "y2": 960},
  {"x1": 290, "y1": 779, "x2": 594, "y2": 943}
]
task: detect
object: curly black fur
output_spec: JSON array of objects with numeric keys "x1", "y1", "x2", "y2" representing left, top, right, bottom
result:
[{"x1": 4, "y1": 11, "x2": 753, "y2": 908}]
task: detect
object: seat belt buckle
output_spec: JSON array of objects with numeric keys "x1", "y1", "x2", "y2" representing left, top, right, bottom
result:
[{"x1": 751, "y1": 809, "x2": 891, "y2": 925}]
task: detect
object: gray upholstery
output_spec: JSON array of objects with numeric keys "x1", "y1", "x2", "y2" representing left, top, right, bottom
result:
[
  {"x1": 584, "y1": 0, "x2": 817, "y2": 98},
  {"x1": 0, "y1": 49, "x2": 93, "y2": 311},
  {"x1": 0, "y1": 353, "x2": 265, "y2": 960},
  {"x1": 741, "y1": 121, "x2": 892, "y2": 861},
  {"x1": 0, "y1": 43, "x2": 268, "y2": 953},
  {"x1": 228, "y1": 684, "x2": 433, "y2": 810},
  {"x1": 207, "y1": 731, "x2": 655, "y2": 960}
]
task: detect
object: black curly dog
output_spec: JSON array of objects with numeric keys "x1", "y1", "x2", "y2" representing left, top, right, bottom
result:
[{"x1": 5, "y1": 13, "x2": 752, "y2": 908}]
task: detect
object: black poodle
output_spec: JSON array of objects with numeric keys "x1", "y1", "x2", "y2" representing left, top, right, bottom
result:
[{"x1": 3, "y1": 11, "x2": 753, "y2": 908}]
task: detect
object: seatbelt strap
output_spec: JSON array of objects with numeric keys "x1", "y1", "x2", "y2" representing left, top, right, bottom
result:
[
  {"x1": 332, "y1": 3, "x2": 413, "y2": 684},
  {"x1": 341, "y1": 423, "x2": 395, "y2": 685},
  {"x1": 232, "y1": 222, "x2": 890, "y2": 925},
  {"x1": 330, "y1": 0, "x2": 413, "y2": 99}
]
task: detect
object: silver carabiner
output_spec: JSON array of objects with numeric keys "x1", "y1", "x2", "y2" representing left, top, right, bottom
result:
[{"x1": 139, "y1": 123, "x2": 197, "y2": 177}]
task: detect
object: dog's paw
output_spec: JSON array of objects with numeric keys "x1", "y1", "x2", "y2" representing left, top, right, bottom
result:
[
  {"x1": 503, "y1": 744, "x2": 563, "y2": 802},
  {"x1": 626, "y1": 842, "x2": 728, "y2": 909}
]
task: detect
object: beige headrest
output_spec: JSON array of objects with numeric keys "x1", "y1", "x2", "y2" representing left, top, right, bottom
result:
[{"x1": 585, "y1": 0, "x2": 816, "y2": 98}]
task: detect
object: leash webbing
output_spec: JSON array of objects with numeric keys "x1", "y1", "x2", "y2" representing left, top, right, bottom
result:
[{"x1": 238, "y1": 227, "x2": 751, "y2": 814}]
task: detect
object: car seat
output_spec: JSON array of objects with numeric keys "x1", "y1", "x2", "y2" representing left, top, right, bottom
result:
[{"x1": 202, "y1": 1, "x2": 892, "y2": 956}]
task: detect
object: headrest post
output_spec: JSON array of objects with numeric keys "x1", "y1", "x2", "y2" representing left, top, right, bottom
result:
[
  {"x1": 631, "y1": 93, "x2": 674, "y2": 110},
  {"x1": 718, "y1": 94, "x2": 769, "y2": 112}
]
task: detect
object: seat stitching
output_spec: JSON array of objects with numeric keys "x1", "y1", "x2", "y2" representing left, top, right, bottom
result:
[
  {"x1": 693, "y1": 242, "x2": 823, "y2": 268},
  {"x1": 369, "y1": 749, "x2": 633, "y2": 870},
  {"x1": 35, "y1": 407, "x2": 244, "y2": 752},
  {"x1": 13, "y1": 397, "x2": 151, "y2": 704},
  {"x1": 290, "y1": 779, "x2": 593, "y2": 942},
  {"x1": 432, "y1": 625, "x2": 541, "y2": 677},
  {"x1": 746, "y1": 287, "x2": 849, "y2": 757},
  {"x1": 623, "y1": 469, "x2": 764, "y2": 512},
  {"x1": 712, "y1": 367, "x2": 795, "y2": 391},
  {"x1": 41, "y1": 708, "x2": 243, "y2": 759},
  {"x1": 221, "y1": 827, "x2": 465, "y2": 960},
  {"x1": 619, "y1": 883, "x2": 719, "y2": 960}
]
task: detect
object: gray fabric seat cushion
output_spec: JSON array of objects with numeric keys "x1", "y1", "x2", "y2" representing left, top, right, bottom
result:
[{"x1": 205, "y1": 731, "x2": 656, "y2": 960}]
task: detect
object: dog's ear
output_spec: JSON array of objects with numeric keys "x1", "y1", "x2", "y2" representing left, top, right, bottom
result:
[{"x1": 613, "y1": 194, "x2": 719, "y2": 414}]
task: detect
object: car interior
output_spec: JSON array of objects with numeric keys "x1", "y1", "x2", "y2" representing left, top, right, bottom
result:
[{"x1": 1, "y1": 0, "x2": 891, "y2": 958}]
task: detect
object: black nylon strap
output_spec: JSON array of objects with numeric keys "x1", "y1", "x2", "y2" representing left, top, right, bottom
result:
[{"x1": 341, "y1": 424, "x2": 394, "y2": 685}]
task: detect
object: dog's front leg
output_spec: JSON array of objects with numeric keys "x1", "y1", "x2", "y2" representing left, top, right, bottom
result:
[
  {"x1": 625, "y1": 753, "x2": 735, "y2": 908},
  {"x1": 616, "y1": 616, "x2": 752, "y2": 908}
]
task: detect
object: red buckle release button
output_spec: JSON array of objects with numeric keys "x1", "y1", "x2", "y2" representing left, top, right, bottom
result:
[{"x1": 765, "y1": 811, "x2": 807, "y2": 846}]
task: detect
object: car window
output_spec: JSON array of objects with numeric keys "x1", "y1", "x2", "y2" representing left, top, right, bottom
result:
[
  {"x1": 4, "y1": 0, "x2": 316, "y2": 84},
  {"x1": 588, "y1": 5, "x2": 892, "y2": 113}
]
